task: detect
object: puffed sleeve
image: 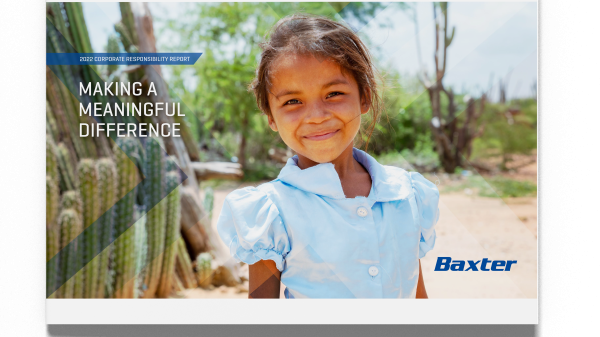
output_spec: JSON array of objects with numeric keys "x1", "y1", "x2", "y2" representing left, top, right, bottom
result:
[
  {"x1": 216, "y1": 186, "x2": 291, "y2": 272},
  {"x1": 409, "y1": 172, "x2": 440, "y2": 259}
]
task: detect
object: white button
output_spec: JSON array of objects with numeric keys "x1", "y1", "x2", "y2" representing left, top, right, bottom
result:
[
  {"x1": 368, "y1": 266, "x2": 379, "y2": 276},
  {"x1": 357, "y1": 207, "x2": 368, "y2": 217}
]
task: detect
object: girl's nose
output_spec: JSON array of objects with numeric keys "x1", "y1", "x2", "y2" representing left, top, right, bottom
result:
[{"x1": 304, "y1": 101, "x2": 332, "y2": 124}]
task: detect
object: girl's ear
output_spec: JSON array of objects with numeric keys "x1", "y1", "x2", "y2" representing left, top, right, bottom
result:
[
  {"x1": 268, "y1": 114, "x2": 278, "y2": 132},
  {"x1": 360, "y1": 89, "x2": 372, "y2": 115}
]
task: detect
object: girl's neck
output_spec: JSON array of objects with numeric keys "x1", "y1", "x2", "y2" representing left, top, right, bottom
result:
[{"x1": 296, "y1": 144, "x2": 362, "y2": 180}]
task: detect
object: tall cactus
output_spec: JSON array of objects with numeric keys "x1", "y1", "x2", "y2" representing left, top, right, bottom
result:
[
  {"x1": 142, "y1": 137, "x2": 167, "y2": 298},
  {"x1": 133, "y1": 206, "x2": 148, "y2": 299},
  {"x1": 57, "y1": 142, "x2": 77, "y2": 191},
  {"x1": 78, "y1": 159, "x2": 100, "y2": 298},
  {"x1": 157, "y1": 171, "x2": 181, "y2": 298},
  {"x1": 112, "y1": 137, "x2": 139, "y2": 298},
  {"x1": 46, "y1": 176, "x2": 60, "y2": 298},
  {"x1": 57, "y1": 209, "x2": 83, "y2": 298},
  {"x1": 106, "y1": 34, "x2": 120, "y2": 76},
  {"x1": 46, "y1": 135, "x2": 59, "y2": 183},
  {"x1": 96, "y1": 158, "x2": 117, "y2": 298},
  {"x1": 46, "y1": 102, "x2": 59, "y2": 143}
]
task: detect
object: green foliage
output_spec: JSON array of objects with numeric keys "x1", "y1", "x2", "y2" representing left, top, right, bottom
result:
[
  {"x1": 376, "y1": 146, "x2": 440, "y2": 172},
  {"x1": 472, "y1": 99, "x2": 537, "y2": 170},
  {"x1": 442, "y1": 175, "x2": 537, "y2": 198}
]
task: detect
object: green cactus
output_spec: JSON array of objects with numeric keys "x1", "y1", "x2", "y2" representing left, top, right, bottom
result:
[
  {"x1": 46, "y1": 135, "x2": 59, "y2": 184},
  {"x1": 46, "y1": 102, "x2": 59, "y2": 142},
  {"x1": 112, "y1": 137, "x2": 140, "y2": 298},
  {"x1": 46, "y1": 176, "x2": 60, "y2": 297},
  {"x1": 57, "y1": 142, "x2": 77, "y2": 191},
  {"x1": 203, "y1": 187, "x2": 214, "y2": 223},
  {"x1": 106, "y1": 34, "x2": 120, "y2": 76},
  {"x1": 157, "y1": 172, "x2": 181, "y2": 298},
  {"x1": 59, "y1": 191, "x2": 85, "y2": 298},
  {"x1": 176, "y1": 237, "x2": 197, "y2": 288},
  {"x1": 114, "y1": 21, "x2": 133, "y2": 53},
  {"x1": 133, "y1": 206, "x2": 148, "y2": 299},
  {"x1": 196, "y1": 253, "x2": 213, "y2": 289},
  {"x1": 78, "y1": 159, "x2": 100, "y2": 298},
  {"x1": 164, "y1": 156, "x2": 179, "y2": 173},
  {"x1": 58, "y1": 209, "x2": 83, "y2": 298},
  {"x1": 119, "y1": 3, "x2": 139, "y2": 46},
  {"x1": 96, "y1": 158, "x2": 117, "y2": 298},
  {"x1": 61, "y1": 191, "x2": 82, "y2": 218},
  {"x1": 142, "y1": 137, "x2": 167, "y2": 298}
]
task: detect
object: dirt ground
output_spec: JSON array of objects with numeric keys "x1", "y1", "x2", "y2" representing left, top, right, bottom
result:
[{"x1": 183, "y1": 163, "x2": 537, "y2": 299}]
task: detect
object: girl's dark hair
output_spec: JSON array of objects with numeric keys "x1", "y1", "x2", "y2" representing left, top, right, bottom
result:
[{"x1": 249, "y1": 14, "x2": 383, "y2": 150}]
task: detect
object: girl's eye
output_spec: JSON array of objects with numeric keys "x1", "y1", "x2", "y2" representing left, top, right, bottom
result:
[
  {"x1": 284, "y1": 99, "x2": 301, "y2": 106},
  {"x1": 327, "y1": 91, "x2": 343, "y2": 98}
]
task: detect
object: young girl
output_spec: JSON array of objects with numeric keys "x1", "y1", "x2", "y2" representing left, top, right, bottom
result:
[{"x1": 217, "y1": 14, "x2": 440, "y2": 299}]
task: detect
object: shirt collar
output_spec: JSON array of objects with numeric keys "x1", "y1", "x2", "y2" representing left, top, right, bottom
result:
[{"x1": 276, "y1": 147, "x2": 412, "y2": 202}]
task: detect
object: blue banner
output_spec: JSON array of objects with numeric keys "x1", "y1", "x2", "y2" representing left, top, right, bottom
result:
[{"x1": 46, "y1": 53, "x2": 202, "y2": 65}]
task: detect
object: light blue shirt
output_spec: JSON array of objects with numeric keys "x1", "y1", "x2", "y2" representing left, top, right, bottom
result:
[{"x1": 217, "y1": 148, "x2": 440, "y2": 298}]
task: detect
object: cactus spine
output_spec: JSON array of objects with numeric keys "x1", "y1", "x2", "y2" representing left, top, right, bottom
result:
[
  {"x1": 112, "y1": 137, "x2": 139, "y2": 298},
  {"x1": 58, "y1": 209, "x2": 83, "y2": 298},
  {"x1": 57, "y1": 142, "x2": 77, "y2": 191},
  {"x1": 157, "y1": 171, "x2": 181, "y2": 298},
  {"x1": 142, "y1": 137, "x2": 166, "y2": 298},
  {"x1": 78, "y1": 159, "x2": 100, "y2": 298},
  {"x1": 96, "y1": 158, "x2": 117, "y2": 298},
  {"x1": 46, "y1": 175, "x2": 60, "y2": 297}
]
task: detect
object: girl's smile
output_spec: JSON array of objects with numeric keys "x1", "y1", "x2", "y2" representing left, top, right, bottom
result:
[
  {"x1": 302, "y1": 128, "x2": 340, "y2": 141},
  {"x1": 266, "y1": 53, "x2": 370, "y2": 164}
]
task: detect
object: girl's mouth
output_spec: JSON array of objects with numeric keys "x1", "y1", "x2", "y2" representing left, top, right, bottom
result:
[{"x1": 303, "y1": 129, "x2": 340, "y2": 141}]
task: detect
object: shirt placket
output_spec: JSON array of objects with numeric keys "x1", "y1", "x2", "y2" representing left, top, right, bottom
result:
[{"x1": 354, "y1": 198, "x2": 384, "y2": 298}]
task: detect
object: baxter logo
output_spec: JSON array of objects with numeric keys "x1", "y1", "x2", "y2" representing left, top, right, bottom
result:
[{"x1": 434, "y1": 257, "x2": 517, "y2": 271}]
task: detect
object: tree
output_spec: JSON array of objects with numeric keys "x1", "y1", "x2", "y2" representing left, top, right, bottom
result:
[{"x1": 413, "y1": 3, "x2": 486, "y2": 173}]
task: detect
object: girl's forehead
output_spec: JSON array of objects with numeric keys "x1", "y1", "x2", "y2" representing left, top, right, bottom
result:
[{"x1": 269, "y1": 53, "x2": 351, "y2": 87}]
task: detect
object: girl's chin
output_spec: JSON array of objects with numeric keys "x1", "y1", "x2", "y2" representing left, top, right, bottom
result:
[{"x1": 299, "y1": 146, "x2": 347, "y2": 163}]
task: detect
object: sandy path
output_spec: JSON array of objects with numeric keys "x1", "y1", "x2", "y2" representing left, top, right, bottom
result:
[{"x1": 184, "y1": 185, "x2": 537, "y2": 299}]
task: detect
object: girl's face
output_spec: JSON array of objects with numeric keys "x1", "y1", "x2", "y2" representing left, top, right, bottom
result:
[{"x1": 266, "y1": 53, "x2": 370, "y2": 163}]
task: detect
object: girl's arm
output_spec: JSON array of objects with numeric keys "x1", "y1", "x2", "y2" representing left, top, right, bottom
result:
[
  {"x1": 416, "y1": 260, "x2": 428, "y2": 299},
  {"x1": 248, "y1": 259, "x2": 281, "y2": 298}
]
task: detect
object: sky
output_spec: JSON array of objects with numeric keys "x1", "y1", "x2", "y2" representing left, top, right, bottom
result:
[{"x1": 82, "y1": 2, "x2": 537, "y2": 101}]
